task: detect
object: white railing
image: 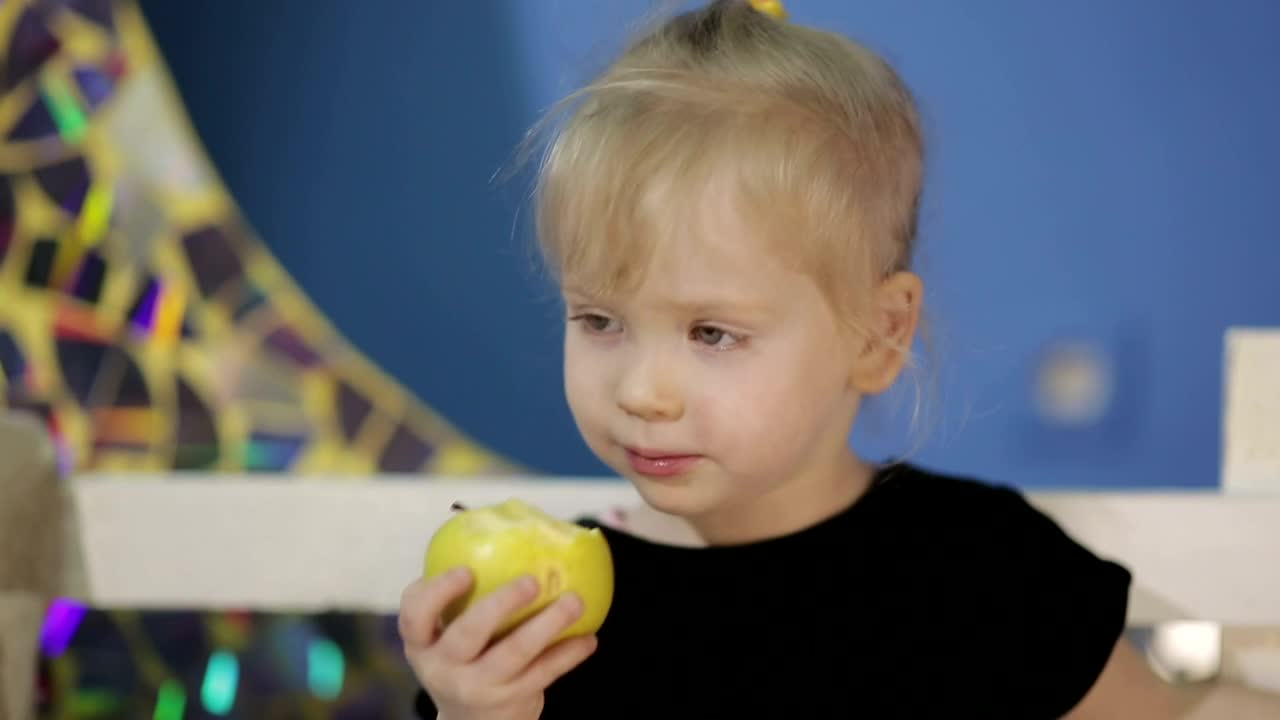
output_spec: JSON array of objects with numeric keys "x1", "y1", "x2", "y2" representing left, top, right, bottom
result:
[
  {"x1": 59, "y1": 475, "x2": 1280, "y2": 628},
  {"x1": 48, "y1": 475, "x2": 1280, "y2": 718}
]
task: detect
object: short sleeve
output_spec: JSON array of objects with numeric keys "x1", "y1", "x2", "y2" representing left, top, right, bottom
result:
[
  {"x1": 414, "y1": 688, "x2": 437, "y2": 719},
  {"x1": 970, "y1": 486, "x2": 1133, "y2": 717},
  {"x1": 419, "y1": 681, "x2": 445, "y2": 717}
]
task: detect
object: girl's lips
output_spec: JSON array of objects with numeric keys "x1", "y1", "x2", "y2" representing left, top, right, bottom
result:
[{"x1": 624, "y1": 448, "x2": 702, "y2": 477}]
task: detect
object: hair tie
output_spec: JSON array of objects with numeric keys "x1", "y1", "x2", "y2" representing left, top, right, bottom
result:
[{"x1": 748, "y1": 0, "x2": 788, "y2": 20}]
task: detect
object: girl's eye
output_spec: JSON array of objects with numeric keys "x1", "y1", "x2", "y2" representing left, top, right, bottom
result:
[
  {"x1": 691, "y1": 325, "x2": 742, "y2": 350},
  {"x1": 571, "y1": 313, "x2": 622, "y2": 334}
]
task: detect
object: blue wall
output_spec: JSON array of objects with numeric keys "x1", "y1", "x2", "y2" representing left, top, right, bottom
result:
[{"x1": 141, "y1": 1, "x2": 1280, "y2": 489}]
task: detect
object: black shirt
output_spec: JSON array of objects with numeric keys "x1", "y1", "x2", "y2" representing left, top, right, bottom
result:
[{"x1": 414, "y1": 463, "x2": 1132, "y2": 719}]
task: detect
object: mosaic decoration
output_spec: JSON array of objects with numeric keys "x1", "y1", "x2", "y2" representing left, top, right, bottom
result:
[
  {"x1": 36, "y1": 606, "x2": 425, "y2": 720},
  {"x1": 0, "y1": 0, "x2": 519, "y2": 478},
  {"x1": 0, "y1": 1, "x2": 525, "y2": 716}
]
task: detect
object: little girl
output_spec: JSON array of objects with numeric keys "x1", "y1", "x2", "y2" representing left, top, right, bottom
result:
[{"x1": 400, "y1": 1, "x2": 1175, "y2": 717}]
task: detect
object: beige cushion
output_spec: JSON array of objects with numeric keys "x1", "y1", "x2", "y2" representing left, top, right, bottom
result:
[
  {"x1": 0, "y1": 592, "x2": 42, "y2": 720},
  {"x1": 0, "y1": 412, "x2": 63, "y2": 720},
  {"x1": 0, "y1": 412, "x2": 63, "y2": 596}
]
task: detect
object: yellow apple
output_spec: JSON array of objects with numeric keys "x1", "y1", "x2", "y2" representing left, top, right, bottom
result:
[{"x1": 423, "y1": 498, "x2": 614, "y2": 642}]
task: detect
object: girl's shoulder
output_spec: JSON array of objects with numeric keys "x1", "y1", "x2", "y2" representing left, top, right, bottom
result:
[{"x1": 868, "y1": 462, "x2": 1131, "y2": 573}]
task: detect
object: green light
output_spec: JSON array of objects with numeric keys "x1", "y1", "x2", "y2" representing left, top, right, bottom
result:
[
  {"x1": 307, "y1": 637, "x2": 345, "y2": 700},
  {"x1": 39, "y1": 74, "x2": 88, "y2": 144},
  {"x1": 201, "y1": 650, "x2": 239, "y2": 715},
  {"x1": 153, "y1": 680, "x2": 186, "y2": 720}
]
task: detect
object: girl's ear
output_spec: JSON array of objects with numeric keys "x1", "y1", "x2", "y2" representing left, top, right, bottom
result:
[{"x1": 850, "y1": 272, "x2": 923, "y2": 394}]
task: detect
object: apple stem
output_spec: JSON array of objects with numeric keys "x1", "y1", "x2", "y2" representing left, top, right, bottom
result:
[{"x1": 450, "y1": 501, "x2": 467, "y2": 512}]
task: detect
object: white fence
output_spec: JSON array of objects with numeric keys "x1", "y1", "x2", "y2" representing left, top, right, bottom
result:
[{"x1": 62, "y1": 476, "x2": 1280, "y2": 627}]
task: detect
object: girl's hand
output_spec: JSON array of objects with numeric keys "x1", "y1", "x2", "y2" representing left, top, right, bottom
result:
[{"x1": 399, "y1": 568, "x2": 598, "y2": 720}]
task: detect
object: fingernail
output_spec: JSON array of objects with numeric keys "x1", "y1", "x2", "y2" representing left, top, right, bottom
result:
[
  {"x1": 448, "y1": 567, "x2": 471, "y2": 582},
  {"x1": 518, "y1": 575, "x2": 538, "y2": 593}
]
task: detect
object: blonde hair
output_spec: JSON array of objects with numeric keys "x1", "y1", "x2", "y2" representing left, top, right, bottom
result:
[{"x1": 529, "y1": 0, "x2": 924, "y2": 342}]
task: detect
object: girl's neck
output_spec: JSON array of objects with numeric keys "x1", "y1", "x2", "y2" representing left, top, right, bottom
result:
[{"x1": 688, "y1": 450, "x2": 875, "y2": 546}]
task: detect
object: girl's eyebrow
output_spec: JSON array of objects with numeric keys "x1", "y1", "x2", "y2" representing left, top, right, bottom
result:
[
  {"x1": 657, "y1": 297, "x2": 777, "y2": 320},
  {"x1": 561, "y1": 289, "x2": 608, "y2": 306},
  {"x1": 562, "y1": 286, "x2": 779, "y2": 320}
]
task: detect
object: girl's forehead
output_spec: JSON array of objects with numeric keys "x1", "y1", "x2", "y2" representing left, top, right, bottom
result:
[
  {"x1": 563, "y1": 226, "x2": 811, "y2": 312},
  {"x1": 551, "y1": 161, "x2": 821, "y2": 304},
  {"x1": 641, "y1": 179, "x2": 783, "y2": 262}
]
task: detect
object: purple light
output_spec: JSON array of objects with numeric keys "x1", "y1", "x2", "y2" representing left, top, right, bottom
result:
[
  {"x1": 40, "y1": 597, "x2": 87, "y2": 657},
  {"x1": 130, "y1": 279, "x2": 161, "y2": 333}
]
